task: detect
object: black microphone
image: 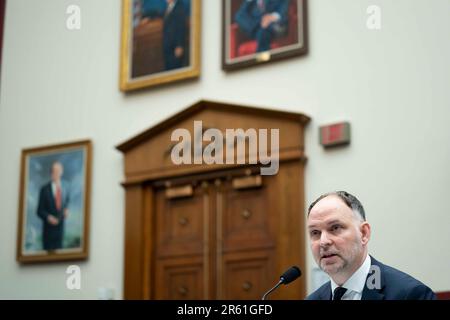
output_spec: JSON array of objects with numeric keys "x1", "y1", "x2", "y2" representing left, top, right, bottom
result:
[{"x1": 262, "y1": 266, "x2": 302, "y2": 300}]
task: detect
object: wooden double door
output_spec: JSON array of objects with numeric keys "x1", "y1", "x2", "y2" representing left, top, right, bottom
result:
[
  {"x1": 153, "y1": 172, "x2": 275, "y2": 299},
  {"x1": 152, "y1": 163, "x2": 304, "y2": 300}
]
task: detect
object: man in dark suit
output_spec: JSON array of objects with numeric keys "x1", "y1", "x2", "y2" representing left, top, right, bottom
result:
[
  {"x1": 306, "y1": 191, "x2": 436, "y2": 300},
  {"x1": 140, "y1": 0, "x2": 189, "y2": 71},
  {"x1": 37, "y1": 161, "x2": 70, "y2": 250},
  {"x1": 162, "y1": 0, "x2": 188, "y2": 70},
  {"x1": 235, "y1": 0, "x2": 290, "y2": 52}
]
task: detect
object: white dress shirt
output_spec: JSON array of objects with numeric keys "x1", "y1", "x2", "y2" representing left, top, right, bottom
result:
[
  {"x1": 330, "y1": 254, "x2": 371, "y2": 300},
  {"x1": 165, "y1": 1, "x2": 176, "y2": 16}
]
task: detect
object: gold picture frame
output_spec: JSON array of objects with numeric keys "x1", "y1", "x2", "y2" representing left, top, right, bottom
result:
[
  {"x1": 16, "y1": 140, "x2": 92, "y2": 263},
  {"x1": 120, "y1": 0, "x2": 201, "y2": 91}
]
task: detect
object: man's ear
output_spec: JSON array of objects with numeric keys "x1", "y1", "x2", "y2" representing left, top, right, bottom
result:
[{"x1": 360, "y1": 222, "x2": 371, "y2": 245}]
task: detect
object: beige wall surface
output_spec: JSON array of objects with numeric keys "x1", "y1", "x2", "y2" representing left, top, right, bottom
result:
[{"x1": 0, "y1": 0, "x2": 449, "y2": 299}]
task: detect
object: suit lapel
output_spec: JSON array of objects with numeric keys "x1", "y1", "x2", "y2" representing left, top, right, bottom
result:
[
  {"x1": 45, "y1": 183, "x2": 57, "y2": 212},
  {"x1": 319, "y1": 282, "x2": 332, "y2": 300},
  {"x1": 60, "y1": 181, "x2": 66, "y2": 207}
]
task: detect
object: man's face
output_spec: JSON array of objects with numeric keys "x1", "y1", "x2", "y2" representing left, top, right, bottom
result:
[
  {"x1": 307, "y1": 195, "x2": 367, "y2": 276},
  {"x1": 51, "y1": 163, "x2": 63, "y2": 182}
]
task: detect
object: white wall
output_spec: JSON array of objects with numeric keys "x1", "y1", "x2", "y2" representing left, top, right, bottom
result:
[{"x1": 1, "y1": 0, "x2": 449, "y2": 299}]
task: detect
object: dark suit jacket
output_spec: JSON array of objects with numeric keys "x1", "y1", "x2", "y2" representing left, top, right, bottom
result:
[
  {"x1": 235, "y1": 0, "x2": 289, "y2": 37},
  {"x1": 37, "y1": 181, "x2": 70, "y2": 250},
  {"x1": 306, "y1": 256, "x2": 436, "y2": 300},
  {"x1": 163, "y1": 1, "x2": 187, "y2": 70},
  {"x1": 37, "y1": 181, "x2": 70, "y2": 220}
]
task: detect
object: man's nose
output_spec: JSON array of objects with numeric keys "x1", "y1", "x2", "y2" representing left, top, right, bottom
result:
[{"x1": 319, "y1": 231, "x2": 332, "y2": 247}]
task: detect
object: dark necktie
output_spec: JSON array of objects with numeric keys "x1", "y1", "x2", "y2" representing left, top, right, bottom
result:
[{"x1": 333, "y1": 287, "x2": 347, "y2": 300}]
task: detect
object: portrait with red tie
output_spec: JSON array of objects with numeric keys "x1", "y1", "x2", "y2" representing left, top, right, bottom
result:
[{"x1": 16, "y1": 140, "x2": 92, "y2": 263}]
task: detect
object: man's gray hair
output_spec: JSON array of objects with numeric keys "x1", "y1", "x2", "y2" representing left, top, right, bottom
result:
[{"x1": 307, "y1": 191, "x2": 366, "y2": 221}]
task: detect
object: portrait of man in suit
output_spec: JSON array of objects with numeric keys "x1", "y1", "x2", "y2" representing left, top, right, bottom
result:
[
  {"x1": 17, "y1": 141, "x2": 91, "y2": 263},
  {"x1": 223, "y1": 0, "x2": 306, "y2": 71},
  {"x1": 37, "y1": 161, "x2": 70, "y2": 251},
  {"x1": 133, "y1": 0, "x2": 190, "y2": 74},
  {"x1": 161, "y1": 0, "x2": 189, "y2": 70},
  {"x1": 121, "y1": 0, "x2": 200, "y2": 91},
  {"x1": 306, "y1": 191, "x2": 436, "y2": 300},
  {"x1": 235, "y1": 0, "x2": 290, "y2": 52}
]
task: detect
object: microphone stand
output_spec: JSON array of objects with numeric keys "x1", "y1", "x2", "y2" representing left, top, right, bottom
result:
[{"x1": 261, "y1": 279, "x2": 283, "y2": 300}]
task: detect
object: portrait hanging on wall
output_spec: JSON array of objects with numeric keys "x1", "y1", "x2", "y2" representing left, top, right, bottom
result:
[
  {"x1": 16, "y1": 140, "x2": 92, "y2": 263},
  {"x1": 222, "y1": 0, "x2": 307, "y2": 71},
  {"x1": 120, "y1": 0, "x2": 201, "y2": 91}
]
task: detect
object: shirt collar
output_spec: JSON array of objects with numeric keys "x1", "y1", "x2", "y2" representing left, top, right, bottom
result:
[
  {"x1": 330, "y1": 254, "x2": 371, "y2": 294},
  {"x1": 167, "y1": 1, "x2": 176, "y2": 12}
]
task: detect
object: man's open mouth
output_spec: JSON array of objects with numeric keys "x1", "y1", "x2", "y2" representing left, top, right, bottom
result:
[{"x1": 321, "y1": 253, "x2": 338, "y2": 259}]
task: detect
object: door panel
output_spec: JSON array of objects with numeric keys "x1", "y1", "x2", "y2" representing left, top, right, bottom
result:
[
  {"x1": 220, "y1": 250, "x2": 274, "y2": 300},
  {"x1": 155, "y1": 185, "x2": 206, "y2": 258},
  {"x1": 221, "y1": 183, "x2": 274, "y2": 253},
  {"x1": 154, "y1": 256, "x2": 206, "y2": 299}
]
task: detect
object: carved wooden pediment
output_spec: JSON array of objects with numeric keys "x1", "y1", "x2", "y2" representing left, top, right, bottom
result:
[{"x1": 117, "y1": 100, "x2": 310, "y2": 184}]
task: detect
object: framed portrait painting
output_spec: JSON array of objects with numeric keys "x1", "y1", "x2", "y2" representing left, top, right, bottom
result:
[
  {"x1": 222, "y1": 0, "x2": 307, "y2": 71},
  {"x1": 120, "y1": 0, "x2": 201, "y2": 91},
  {"x1": 16, "y1": 140, "x2": 92, "y2": 263}
]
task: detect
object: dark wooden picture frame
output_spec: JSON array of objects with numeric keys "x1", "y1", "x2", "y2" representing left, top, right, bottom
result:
[
  {"x1": 222, "y1": 0, "x2": 307, "y2": 71},
  {"x1": 120, "y1": 0, "x2": 201, "y2": 91},
  {"x1": 16, "y1": 140, "x2": 92, "y2": 263}
]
